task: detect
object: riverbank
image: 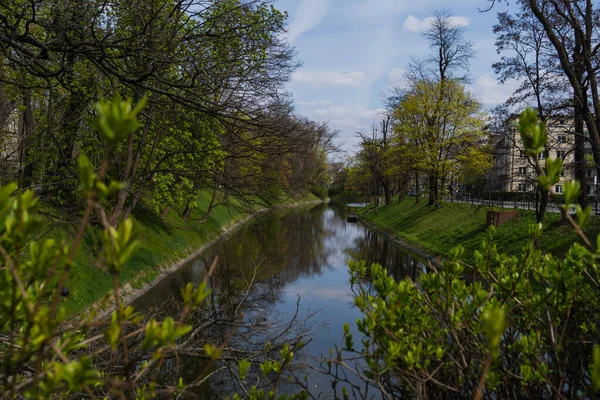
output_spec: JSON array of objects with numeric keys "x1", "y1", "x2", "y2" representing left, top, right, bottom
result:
[
  {"x1": 360, "y1": 197, "x2": 600, "y2": 262},
  {"x1": 47, "y1": 190, "x2": 321, "y2": 315}
]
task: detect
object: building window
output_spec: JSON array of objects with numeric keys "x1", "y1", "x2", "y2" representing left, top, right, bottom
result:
[
  {"x1": 518, "y1": 183, "x2": 526, "y2": 192},
  {"x1": 559, "y1": 120, "x2": 566, "y2": 124},
  {"x1": 518, "y1": 167, "x2": 527, "y2": 174},
  {"x1": 587, "y1": 186, "x2": 592, "y2": 195},
  {"x1": 555, "y1": 184, "x2": 563, "y2": 194},
  {"x1": 540, "y1": 150, "x2": 549, "y2": 159},
  {"x1": 519, "y1": 150, "x2": 525, "y2": 158},
  {"x1": 587, "y1": 169, "x2": 593, "y2": 178},
  {"x1": 557, "y1": 150, "x2": 566, "y2": 159},
  {"x1": 558, "y1": 135, "x2": 566, "y2": 143}
]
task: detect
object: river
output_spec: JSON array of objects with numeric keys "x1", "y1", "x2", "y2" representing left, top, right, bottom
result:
[{"x1": 133, "y1": 203, "x2": 426, "y2": 398}]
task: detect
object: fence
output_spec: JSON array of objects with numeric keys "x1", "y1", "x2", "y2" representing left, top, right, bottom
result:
[{"x1": 443, "y1": 193, "x2": 600, "y2": 216}]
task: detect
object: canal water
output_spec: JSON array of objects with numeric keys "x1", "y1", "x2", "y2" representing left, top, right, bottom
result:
[{"x1": 133, "y1": 203, "x2": 426, "y2": 397}]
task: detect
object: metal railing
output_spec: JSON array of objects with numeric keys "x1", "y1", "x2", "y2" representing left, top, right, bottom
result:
[{"x1": 442, "y1": 193, "x2": 600, "y2": 215}]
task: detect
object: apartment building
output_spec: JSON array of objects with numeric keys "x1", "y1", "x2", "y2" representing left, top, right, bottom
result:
[{"x1": 488, "y1": 117, "x2": 598, "y2": 196}]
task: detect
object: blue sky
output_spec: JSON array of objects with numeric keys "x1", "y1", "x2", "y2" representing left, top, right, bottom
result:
[{"x1": 275, "y1": 0, "x2": 518, "y2": 153}]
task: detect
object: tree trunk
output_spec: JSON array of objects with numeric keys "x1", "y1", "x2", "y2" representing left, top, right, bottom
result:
[
  {"x1": 538, "y1": 187, "x2": 548, "y2": 223},
  {"x1": 109, "y1": 119, "x2": 151, "y2": 226},
  {"x1": 199, "y1": 186, "x2": 218, "y2": 224},
  {"x1": 428, "y1": 172, "x2": 439, "y2": 206},
  {"x1": 182, "y1": 199, "x2": 192, "y2": 220},
  {"x1": 383, "y1": 179, "x2": 391, "y2": 205},
  {"x1": 415, "y1": 171, "x2": 421, "y2": 204},
  {"x1": 19, "y1": 91, "x2": 34, "y2": 188},
  {"x1": 160, "y1": 205, "x2": 171, "y2": 220},
  {"x1": 574, "y1": 102, "x2": 588, "y2": 208}
]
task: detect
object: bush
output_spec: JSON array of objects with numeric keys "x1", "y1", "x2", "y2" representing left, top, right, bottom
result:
[
  {"x1": 327, "y1": 183, "x2": 345, "y2": 197},
  {"x1": 309, "y1": 183, "x2": 327, "y2": 200}
]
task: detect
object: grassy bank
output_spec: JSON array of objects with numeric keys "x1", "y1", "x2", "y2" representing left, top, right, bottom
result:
[
  {"x1": 360, "y1": 197, "x2": 600, "y2": 261},
  {"x1": 44, "y1": 190, "x2": 320, "y2": 315}
]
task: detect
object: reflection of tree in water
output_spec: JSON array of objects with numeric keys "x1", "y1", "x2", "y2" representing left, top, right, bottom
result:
[
  {"x1": 135, "y1": 205, "x2": 333, "y2": 315},
  {"x1": 131, "y1": 204, "x2": 337, "y2": 397},
  {"x1": 130, "y1": 204, "x2": 424, "y2": 397},
  {"x1": 345, "y1": 229, "x2": 426, "y2": 282}
]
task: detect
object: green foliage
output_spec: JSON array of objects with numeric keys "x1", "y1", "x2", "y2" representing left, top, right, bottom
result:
[
  {"x1": 0, "y1": 96, "x2": 304, "y2": 399},
  {"x1": 392, "y1": 79, "x2": 491, "y2": 205},
  {"x1": 308, "y1": 183, "x2": 327, "y2": 200},
  {"x1": 338, "y1": 108, "x2": 600, "y2": 398},
  {"x1": 517, "y1": 107, "x2": 547, "y2": 157},
  {"x1": 327, "y1": 183, "x2": 345, "y2": 197},
  {"x1": 87, "y1": 94, "x2": 147, "y2": 150},
  {"x1": 343, "y1": 226, "x2": 600, "y2": 397}
]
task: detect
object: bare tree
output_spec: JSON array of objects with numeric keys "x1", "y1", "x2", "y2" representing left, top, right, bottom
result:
[
  {"x1": 424, "y1": 7, "x2": 476, "y2": 83},
  {"x1": 492, "y1": 6, "x2": 570, "y2": 221},
  {"x1": 487, "y1": 0, "x2": 600, "y2": 207}
]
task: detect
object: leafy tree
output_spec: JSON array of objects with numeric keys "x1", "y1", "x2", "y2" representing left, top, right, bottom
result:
[
  {"x1": 0, "y1": 0, "x2": 315, "y2": 226},
  {"x1": 392, "y1": 79, "x2": 490, "y2": 207},
  {"x1": 353, "y1": 117, "x2": 394, "y2": 210}
]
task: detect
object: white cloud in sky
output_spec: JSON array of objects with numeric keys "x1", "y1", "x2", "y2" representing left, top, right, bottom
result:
[
  {"x1": 402, "y1": 15, "x2": 471, "y2": 32},
  {"x1": 287, "y1": 0, "x2": 331, "y2": 43},
  {"x1": 297, "y1": 99, "x2": 332, "y2": 107},
  {"x1": 313, "y1": 106, "x2": 386, "y2": 131},
  {"x1": 471, "y1": 74, "x2": 520, "y2": 107},
  {"x1": 292, "y1": 71, "x2": 366, "y2": 87},
  {"x1": 388, "y1": 68, "x2": 406, "y2": 80}
]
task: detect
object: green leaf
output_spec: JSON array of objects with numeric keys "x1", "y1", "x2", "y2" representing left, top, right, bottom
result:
[
  {"x1": 482, "y1": 306, "x2": 505, "y2": 353},
  {"x1": 563, "y1": 180, "x2": 581, "y2": 206},
  {"x1": 204, "y1": 343, "x2": 221, "y2": 360},
  {"x1": 87, "y1": 94, "x2": 147, "y2": 149},
  {"x1": 238, "y1": 359, "x2": 251, "y2": 380},
  {"x1": 78, "y1": 154, "x2": 95, "y2": 197}
]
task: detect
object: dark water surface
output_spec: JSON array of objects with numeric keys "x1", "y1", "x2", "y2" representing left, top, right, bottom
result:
[{"x1": 133, "y1": 203, "x2": 426, "y2": 397}]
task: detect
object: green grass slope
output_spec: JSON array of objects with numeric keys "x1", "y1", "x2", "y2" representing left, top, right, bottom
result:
[
  {"x1": 360, "y1": 198, "x2": 600, "y2": 261},
  {"x1": 43, "y1": 190, "x2": 320, "y2": 315}
]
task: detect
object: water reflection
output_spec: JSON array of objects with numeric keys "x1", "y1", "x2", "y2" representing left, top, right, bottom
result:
[{"x1": 133, "y1": 203, "x2": 427, "y2": 397}]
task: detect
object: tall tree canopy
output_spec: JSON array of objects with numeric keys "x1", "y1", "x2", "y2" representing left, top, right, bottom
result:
[{"x1": 0, "y1": 0, "x2": 332, "y2": 224}]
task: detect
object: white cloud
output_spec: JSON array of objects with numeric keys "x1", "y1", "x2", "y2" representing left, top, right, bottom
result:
[
  {"x1": 292, "y1": 71, "x2": 366, "y2": 87},
  {"x1": 297, "y1": 99, "x2": 332, "y2": 107},
  {"x1": 471, "y1": 74, "x2": 521, "y2": 107},
  {"x1": 313, "y1": 106, "x2": 386, "y2": 131},
  {"x1": 388, "y1": 68, "x2": 406, "y2": 80},
  {"x1": 287, "y1": 0, "x2": 331, "y2": 43},
  {"x1": 402, "y1": 15, "x2": 471, "y2": 32}
]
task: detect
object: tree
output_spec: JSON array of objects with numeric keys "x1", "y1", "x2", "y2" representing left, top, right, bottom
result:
[
  {"x1": 424, "y1": 7, "x2": 475, "y2": 83},
  {"x1": 492, "y1": 2, "x2": 589, "y2": 218},
  {"x1": 0, "y1": 0, "x2": 328, "y2": 227},
  {"x1": 354, "y1": 116, "x2": 393, "y2": 210},
  {"x1": 385, "y1": 8, "x2": 480, "y2": 207},
  {"x1": 488, "y1": 0, "x2": 600, "y2": 207},
  {"x1": 392, "y1": 79, "x2": 490, "y2": 207}
]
